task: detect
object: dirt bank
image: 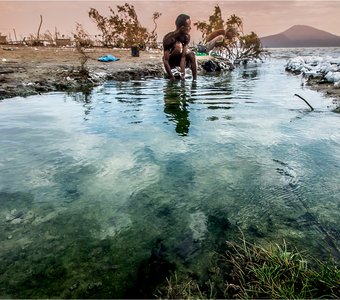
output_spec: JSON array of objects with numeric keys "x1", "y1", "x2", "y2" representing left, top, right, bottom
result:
[
  {"x1": 1, "y1": 46, "x2": 340, "y2": 106},
  {"x1": 306, "y1": 78, "x2": 340, "y2": 107},
  {"x1": 0, "y1": 46, "x2": 165, "y2": 100}
]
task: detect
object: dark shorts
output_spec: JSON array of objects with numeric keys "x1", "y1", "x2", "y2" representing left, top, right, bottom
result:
[{"x1": 169, "y1": 53, "x2": 192, "y2": 69}]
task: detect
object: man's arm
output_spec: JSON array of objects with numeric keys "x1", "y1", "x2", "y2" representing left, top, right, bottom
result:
[
  {"x1": 163, "y1": 50, "x2": 176, "y2": 81},
  {"x1": 206, "y1": 29, "x2": 226, "y2": 43}
]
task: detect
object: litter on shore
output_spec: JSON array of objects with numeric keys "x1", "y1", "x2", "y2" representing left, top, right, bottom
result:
[{"x1": 98, "y1": 54, "x2": 120, "y2": 62}]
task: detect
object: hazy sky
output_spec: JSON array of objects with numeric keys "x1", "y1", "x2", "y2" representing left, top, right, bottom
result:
[{"x1": 1, "y1": 1, "x2": 340, "y2": 42}]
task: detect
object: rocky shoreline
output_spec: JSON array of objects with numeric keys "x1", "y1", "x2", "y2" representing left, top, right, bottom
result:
[
  {"x1": 285, "y1": 55, "x2": 340, "y2": 109},
  {"x1": 0, "y1": 47, "x2": 165, "y2": 100},
  {"x1": 1, "y1": 46, "x2": 340, "y2": 106},
  {"x1": 305, "y1": 78, "x2": 340, "y2": 107}
]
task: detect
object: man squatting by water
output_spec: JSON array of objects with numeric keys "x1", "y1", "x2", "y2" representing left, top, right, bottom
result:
[
  {"x1": 162, "y1": 14, "x2": 197, "y2": 81},
  {"x1": 205, "y1": 27, "x2": 238, "y2": 53}
]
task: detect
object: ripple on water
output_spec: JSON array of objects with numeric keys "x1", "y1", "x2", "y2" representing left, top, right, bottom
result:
[{"x1": 0, "y1": 50, "x2": 340, "y2": 297}]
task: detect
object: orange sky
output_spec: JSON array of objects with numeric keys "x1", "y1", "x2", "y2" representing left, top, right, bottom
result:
[{"x1": 1, "y1": 1, "x2": 340, "y2": 42}]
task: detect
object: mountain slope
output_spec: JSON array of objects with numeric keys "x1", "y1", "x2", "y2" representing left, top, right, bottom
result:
[{"x1": 260, "y1": 25, "x2": 340, "y2": 48}]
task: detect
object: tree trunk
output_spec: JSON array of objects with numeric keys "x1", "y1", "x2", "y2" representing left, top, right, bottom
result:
[{"x1": 37, "y1": 15, "x2": 43, "y2": 41}]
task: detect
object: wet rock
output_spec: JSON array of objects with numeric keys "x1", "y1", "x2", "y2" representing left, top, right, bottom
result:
[
  {"x1": 5, "y1": 209, "x2": 35, "y2": 224},
  {"x1": 199, "y1": 57, "x2": 234, "y2": 72},
  {"x1": 6, "y1": 209, "x2": 24, "y2": 222}
]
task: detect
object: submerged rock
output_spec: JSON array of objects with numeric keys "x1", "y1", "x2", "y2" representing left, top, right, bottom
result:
[
  {"x1": 189, "y1": 211, "x2": 208, "y2": 241},
  {"x1": 5, "y1": 209, "x2": 35, "y2": 224}
]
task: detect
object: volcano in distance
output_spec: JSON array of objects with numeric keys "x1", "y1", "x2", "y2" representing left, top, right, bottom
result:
[{"x1": 260, "y1": 25, "x2": 340, "y2": 47}]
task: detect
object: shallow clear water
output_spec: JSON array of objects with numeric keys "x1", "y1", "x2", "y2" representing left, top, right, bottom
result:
[{"x1": 0, "y1": 48, "x2": 340, "y2": 297}]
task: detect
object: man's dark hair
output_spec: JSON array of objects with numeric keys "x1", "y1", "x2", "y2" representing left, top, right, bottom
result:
[{"x1": 175, "y1": 14, "x2": 190, "y2": 28}]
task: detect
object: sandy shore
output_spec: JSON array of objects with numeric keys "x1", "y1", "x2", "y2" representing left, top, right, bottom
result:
[{"x1": 1, "y1": 46, "x2": 340, "y2": 104}]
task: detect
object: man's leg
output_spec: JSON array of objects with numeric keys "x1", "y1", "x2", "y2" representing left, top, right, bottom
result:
[{"x1": 187, "y1": 52, "x2": 197, "y2": 80}]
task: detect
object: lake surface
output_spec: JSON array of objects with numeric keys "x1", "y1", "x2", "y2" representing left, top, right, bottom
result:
[{"x1": 0, "y1": 48, "x2": 339, "y2": 297}]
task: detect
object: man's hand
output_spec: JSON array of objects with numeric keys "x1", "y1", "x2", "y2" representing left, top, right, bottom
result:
[{"x1": 163, "y1": 50, "x2": 176, "y2": 81}]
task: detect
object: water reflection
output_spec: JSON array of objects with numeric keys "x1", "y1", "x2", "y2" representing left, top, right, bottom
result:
[
  {"x1": 68, "y1": 89, "x2": 93, "y2": 120},
  {"x1": 1, "y1": 49, "x2": 340, "y2": 298},
  {"x1": 242, "y1": 68, "x2": 258, "y2": 80},
  {"x1": 163, "y1": 81, "x2": 196, "y2": 136}
]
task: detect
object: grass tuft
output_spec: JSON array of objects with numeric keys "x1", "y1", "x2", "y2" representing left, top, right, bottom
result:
[
  {"x1": 224, "y1": 237, "x2": 339, "y2": 299},
  {"x1": 158, "y1": 234, "x2": 340, "y2": 299}
]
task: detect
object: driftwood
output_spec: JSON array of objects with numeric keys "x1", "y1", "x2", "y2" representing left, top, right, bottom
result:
[{"x1": 294, "y1": 93, "x2": 314, "y2": 111}]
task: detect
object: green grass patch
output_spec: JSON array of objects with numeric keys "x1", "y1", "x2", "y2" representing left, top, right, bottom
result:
[{"x1": 158, "y1": 234, "x2": 340, "y2": 299}]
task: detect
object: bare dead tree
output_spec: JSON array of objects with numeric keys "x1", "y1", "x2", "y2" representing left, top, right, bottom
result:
[
  {"x1": 37, "y1": 15, "x2": 43, "y2": 41},
  {"x1": 89, "y1": 3, "x2": 161, "y2": 49},
  {"x1": 13, "y1": 29, "x2": 17, "y2": 43},
  {"x1": 73, "y1": 23, "x2": 93, "y2": 76}
]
